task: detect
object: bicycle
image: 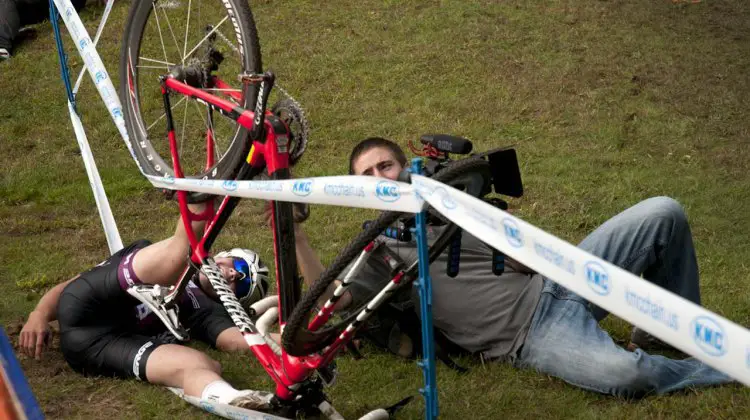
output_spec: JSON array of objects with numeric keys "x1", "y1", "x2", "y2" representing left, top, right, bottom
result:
[{"x1": 119, "y1": 1, "x2": 520, "y2": 417}]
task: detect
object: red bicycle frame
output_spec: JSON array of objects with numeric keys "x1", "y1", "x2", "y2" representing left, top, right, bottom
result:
[{"x1": 157, "y1": 72, "x2": 338, "y2": 401}]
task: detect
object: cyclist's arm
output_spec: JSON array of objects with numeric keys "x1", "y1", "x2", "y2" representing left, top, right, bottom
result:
[
  {"x1": 294, "y1": 224, "x2": 352, "y2": 310},
  {"x1": 26, "y1": 275, "x2": 79, "y2": 324},
  {"x1": 132, "y1": 202, "x2": 209, "y2": 286},
  {"x1": 19, "y1": 274, "x2": 79, "y2": 359}
]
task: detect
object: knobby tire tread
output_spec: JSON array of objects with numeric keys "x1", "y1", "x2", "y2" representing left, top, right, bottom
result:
[{"x1": 282, "y1": 157, "x2": 491, "y2": 356}]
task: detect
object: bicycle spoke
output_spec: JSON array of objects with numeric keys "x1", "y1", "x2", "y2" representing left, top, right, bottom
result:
[
  {"x1": 182, "y1": 0, "x2": 193, "y2": 68},
  {"x1": 146, "y1": 96, "x2": 187, "y2": 132},
  {"x1": 189, "y1": 101, "x2": 224, "y2": 162},
  {"x1": 139, "y1": 56, "x2": 175, "y2": 66},
  {"x1": 182, "y1": 16, "x2": 229, "y2": 62},
  {"x1": 151, "y1": 2, "x2": 171, "y2": 67},
  {"x1": 136, "y1": 64, "x2": 172, "y2": 70},
  {"x1": 205, "y1": 105, "x2": 224, "y2": 160},
  {"x1": 159, "y1": 4, "x2": 185, "y2": 64}
]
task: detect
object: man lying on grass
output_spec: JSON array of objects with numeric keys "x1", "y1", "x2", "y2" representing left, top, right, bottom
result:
[
  {"x1": 293, "y1": 136, "x2": 734, "y2": 399},
  {"x1": 19, "y1": 200, "x2": 272, "y2": 410}
]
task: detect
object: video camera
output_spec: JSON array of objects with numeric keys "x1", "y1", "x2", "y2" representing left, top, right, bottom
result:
[{"x1": 413, "y1": 134, "x2": 524, "y2": 199}]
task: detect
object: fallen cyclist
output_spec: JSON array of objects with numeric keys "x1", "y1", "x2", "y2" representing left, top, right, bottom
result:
[
  {"x1": 293, "y1": 136, "x2": 735, "y2": 398},
  {"x1": 19, "y1": 201, "x2": 272, "y2": 409}
]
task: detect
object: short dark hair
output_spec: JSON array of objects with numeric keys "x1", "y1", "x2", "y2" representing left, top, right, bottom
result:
[{"x1": 348, "y1": 137, "x2": 407, "y2": 175}]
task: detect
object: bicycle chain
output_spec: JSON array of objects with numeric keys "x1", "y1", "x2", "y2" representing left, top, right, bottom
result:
[{"x1": 214, "y1": 30, "x2": 310, "y2": 144}]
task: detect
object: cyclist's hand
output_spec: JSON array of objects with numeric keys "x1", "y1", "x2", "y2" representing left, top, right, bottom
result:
[{"x1": 19, "y1": 311, "x2": 51, "y2": 360}]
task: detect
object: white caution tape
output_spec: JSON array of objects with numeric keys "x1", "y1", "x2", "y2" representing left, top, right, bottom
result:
[
  {"x1": 167, "y1": 387, "x2": 288, "y2": 420},
  {"x1": 411, "y1": 174, "x2": 750, "y2": 386},
  {"x1": 147, "y1": 175, "x2": 425, "y2": 213},
  {"x1": 72, "y1": 0, "x2": 116, "y2": 95},
  {"x1": 52, "y1": 0, "x2": 141, "y2": 173}
]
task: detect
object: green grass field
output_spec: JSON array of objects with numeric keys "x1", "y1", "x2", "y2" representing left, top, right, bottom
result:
[{"x1": 1, "y1": 0, "x2": 750, "y2": 418}]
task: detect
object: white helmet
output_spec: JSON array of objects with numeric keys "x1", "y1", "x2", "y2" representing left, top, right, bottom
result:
[{"x1": 214, "y1": 248, "x2": 269, "y2": 307}]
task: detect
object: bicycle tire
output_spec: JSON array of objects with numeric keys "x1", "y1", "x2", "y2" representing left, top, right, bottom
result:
[
  {"x1": 120, "y1": 0, "x2": 262, "y2": 202},
  {"x1": 282, "y1": 157, "x2": 492, "y2": 356}
]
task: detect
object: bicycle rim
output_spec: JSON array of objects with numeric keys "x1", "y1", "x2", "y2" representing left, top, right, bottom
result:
[{"x1": 120, "y1": 0, "x2": 261, "y2": 189}]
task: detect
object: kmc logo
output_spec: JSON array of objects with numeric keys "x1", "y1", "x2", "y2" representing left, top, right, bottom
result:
[
  {"x1": 584, "y1": 261, "x2": 610, "y2": 296},
  {"x1": 435, "y1": 187, "x2": 457, "y2": 209},
  {"x1": 691, "y1": 316, "x2": 727, "y2": 357},
  {"x1": 222, "y1": 180, "x2": 238, "y2": 191},
  {"x1": 292, "y1": 180, "x2": 313, "y2": 196},
  {"x1": 375, "y1": 181, "x2": 400, "y2": 202},
  {"x1": 502, "y1": 218, "x2": 523, "y2": 247},
  {"x1": 95, "y1": 71, "x2": 108, "y2": 84}
]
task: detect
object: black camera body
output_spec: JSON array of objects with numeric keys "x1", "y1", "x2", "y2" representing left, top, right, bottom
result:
[{"x1": 419, "y1": 134, "x2": 523, "y2": 199}]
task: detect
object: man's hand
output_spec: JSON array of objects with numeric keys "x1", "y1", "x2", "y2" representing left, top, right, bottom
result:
[
  {"x1": 262, "y1": 202, "x2": 310, "y2": 227},
  {"x1": 19, "y1": 311, "x2": 51, "y2": 360}
]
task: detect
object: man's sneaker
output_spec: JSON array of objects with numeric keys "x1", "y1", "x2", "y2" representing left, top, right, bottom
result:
[
  {"x1": 0, "y1": 48, "x2": 10, "y2": 61},
  {"x1": 229, "y1": 390, "x2": 273, "y2": 410},
  {"x1": 628, "y1": 327, "x2": 688, "y2": 357}
]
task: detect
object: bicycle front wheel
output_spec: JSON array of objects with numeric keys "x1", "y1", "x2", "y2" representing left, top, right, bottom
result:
[
  {"x1": 120, "y1": 0, "x2": 262, "y2": 201},
  {"x1": 282, "y1": 157, "x2": 492, "y2": 357}
]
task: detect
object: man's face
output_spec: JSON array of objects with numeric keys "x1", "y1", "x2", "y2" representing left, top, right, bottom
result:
[{"x1": 352, "y1": 147, "x2": 403, "y2": 179}]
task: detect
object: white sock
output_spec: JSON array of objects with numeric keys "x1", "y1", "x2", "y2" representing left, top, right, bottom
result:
[{"x1": 200, "y1": 380, "x2": 245, "y2": 404}]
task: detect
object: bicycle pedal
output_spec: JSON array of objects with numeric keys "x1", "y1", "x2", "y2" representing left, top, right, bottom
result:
[{"x1": 127, "y1": 285, "x2": 189, "y2": 341}]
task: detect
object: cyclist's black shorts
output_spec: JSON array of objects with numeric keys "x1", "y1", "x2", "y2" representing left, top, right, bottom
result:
[{"x1": 57, "y1": 240, "x2": 235, "y2": 381}]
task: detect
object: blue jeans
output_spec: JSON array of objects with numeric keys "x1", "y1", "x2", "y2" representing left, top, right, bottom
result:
[{"x1": 515, "y1": 197, "x2": 734, "y2": 398}]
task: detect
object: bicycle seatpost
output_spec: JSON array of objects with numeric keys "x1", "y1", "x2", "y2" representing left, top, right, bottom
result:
[{"x1": 248, "y1": 71, "x2": 275, "y2": 141}]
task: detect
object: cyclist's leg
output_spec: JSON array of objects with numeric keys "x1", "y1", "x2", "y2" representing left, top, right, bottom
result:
[
  {"x1": 145, "y1": 343, "x2": 221, "y2": 395},
  {"x1": 576, "y1": 196, "x2": 700, "y2": 321},
  {"x1": 131, "y1": 202, "x2": 210, "y2": 287}
]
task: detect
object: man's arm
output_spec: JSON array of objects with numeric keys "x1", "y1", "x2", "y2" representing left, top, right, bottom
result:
[
  {"x1": 19, "y1": 275, "x2": 79, "y2": 359},
  {"x1": 294, "y1": 224, "x2": 351, "y2": 310}
]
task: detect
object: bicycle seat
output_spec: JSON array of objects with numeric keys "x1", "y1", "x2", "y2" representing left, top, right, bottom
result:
[{"x1": 420, "y1": 134, "x2": 473, "y2": 155}]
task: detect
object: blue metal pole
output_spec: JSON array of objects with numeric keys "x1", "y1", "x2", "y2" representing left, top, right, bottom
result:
[
  {"x1": 49, "y1": 0, "x2": 76, "y2": 110},
  {"x1": 411, "y1": 157, "x2": 439, "y2": 419}
]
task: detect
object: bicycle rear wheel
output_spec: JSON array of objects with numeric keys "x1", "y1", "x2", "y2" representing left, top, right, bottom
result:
[
  {"x1": 282, "y1": 157, "x2": 491, "y2": 356},
  {"x1": 120, "y1": 0, "x2": 262, "y2": 202}
]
